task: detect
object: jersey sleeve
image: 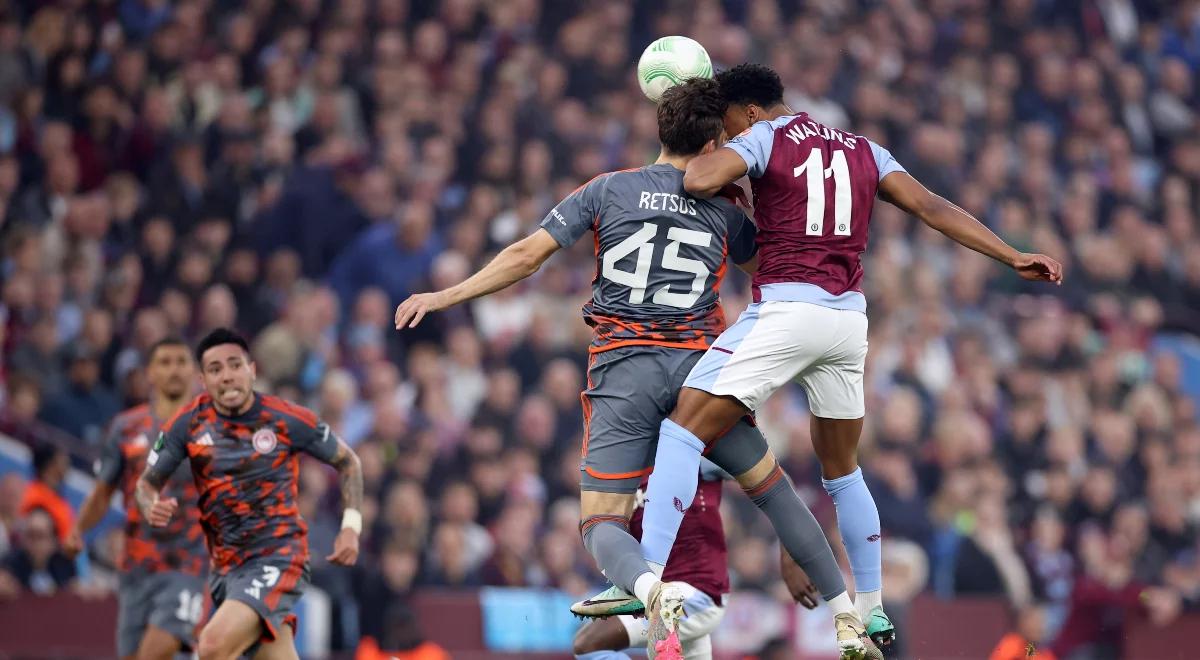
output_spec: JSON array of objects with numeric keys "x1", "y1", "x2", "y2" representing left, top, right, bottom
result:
[
  {"x1": 539, "y1": 174, "x2": 609, "y2": 247},
  {"x1": 94, "y1": 421, "x2": 125, "y2": 487},
  {"x1": 293, "y1": 417, "x2": 341, "y2": 463},
  {"x1": 725, "y1": 121, "x2": 776, "y2": 179},
  {"x1": 725, "y1": 206, "x2": 758, "y2": 265},
  {"x1": 868, "y1": 140, "x2": 906, "y2": 181},
  {"x1": 145, "y1": 413, "x2": 189, "y2": 484}
]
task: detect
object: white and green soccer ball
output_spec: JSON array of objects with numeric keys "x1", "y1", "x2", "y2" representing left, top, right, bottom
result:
[{"x1": 636, "y1": 36, "x2": 714, "y2": 103}]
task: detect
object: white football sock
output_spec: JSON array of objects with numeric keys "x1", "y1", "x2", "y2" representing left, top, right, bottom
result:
[
  {"x1": 827, "y1": 591, "x2": 857, "y2": 618},
  {"x1": 633, "y1": 571, "x2": 659, "y2": 606},
  {"x1": 856, "y1": 589, "x2": 883, "y2": 619}
]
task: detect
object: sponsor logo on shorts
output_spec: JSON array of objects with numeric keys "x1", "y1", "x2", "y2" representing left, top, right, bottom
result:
[{"x1": 252, "y1": 428, "x2": 278, "y2": 454}]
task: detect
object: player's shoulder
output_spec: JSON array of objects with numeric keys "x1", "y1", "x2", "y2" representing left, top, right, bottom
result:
[
  {"x1": 578, "y1": 166, "x2": 645, "y2": 193},
  {"x1": 735, "y1": 113, "x2": 805, "y2": 141},
  {"x1": 112, "y1": 403, "x2": 152, "y2": 429},
  {"x1": 259, "y1": 393, "x2": 320, "y2": 429},
  {"x1": 162, "y1": 393, "x2": 210, "y2": 430}
]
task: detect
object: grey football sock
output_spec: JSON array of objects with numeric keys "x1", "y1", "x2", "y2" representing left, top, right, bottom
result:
[
  {"x1": 581, "y1": 518, "x2": 653, "y2": 595},
  {"x1": 706, "y1": 421, "x2": 847, "y2": 601},
  {"x1": 750, "y1": 470, "x2": 847, "y2": 601}
]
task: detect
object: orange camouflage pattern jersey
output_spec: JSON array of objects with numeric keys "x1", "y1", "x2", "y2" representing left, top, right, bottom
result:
[
  {"x1": 96, "y1": 404, "x2": 206, "y2": 575},
  {"x1": 144, "y1": 393, "x2": 341, "y2": 575},
  {"x1": 581, "y1": 301, "x2": 728, "y2": 353}
]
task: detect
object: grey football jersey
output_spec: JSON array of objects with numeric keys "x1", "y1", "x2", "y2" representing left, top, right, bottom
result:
[{"x1": 540, "y1": 164, "x2": 756, "y2": 351}]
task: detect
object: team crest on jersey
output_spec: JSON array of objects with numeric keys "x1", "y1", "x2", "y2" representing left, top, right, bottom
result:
[
  {"x1": 252, "y1": 428, "x2": 277, "y2": 454},
  {"x1": 132, "y1": 433, "x2": 148, "y2": 448}
]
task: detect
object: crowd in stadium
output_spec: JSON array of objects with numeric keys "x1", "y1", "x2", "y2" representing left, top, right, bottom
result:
[{"x1": 0, "y1": 0, "x2": 1198, "y2": 657}]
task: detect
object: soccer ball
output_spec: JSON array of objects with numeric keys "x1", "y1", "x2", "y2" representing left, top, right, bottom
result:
[{"x1": 636, "y1": 36, "x2": 714, "y2": 103}]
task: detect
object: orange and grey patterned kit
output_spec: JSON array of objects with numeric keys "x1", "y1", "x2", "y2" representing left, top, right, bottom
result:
[
  {"x1": 97, "y1": 404, "x2": 208, "y2": 655},
  {"x1": 145, "y1": 392, "x2": 340, "y2": 642}
]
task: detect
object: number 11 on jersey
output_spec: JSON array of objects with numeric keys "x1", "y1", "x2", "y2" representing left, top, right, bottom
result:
[{"x1": 794, "y1": 148, "x2": 853, "y2": 237}]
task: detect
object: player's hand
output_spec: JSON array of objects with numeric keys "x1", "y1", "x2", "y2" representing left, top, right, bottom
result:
[
  {"x1": 1012, "y1": 253, "x2": 1063, "y2": 284},
  {"x1": 147, "y1": 496, "x2": 178, "y2": 527},
  {"x1": 1142, "y1": 587, "x2": 1182, "y2": 626},
  {"x1": 63, "y1": 528, "x2": 85, "y2": 558},
  {"x1": 780, "y1": 549, "x2": 820, "y2": 609},
  {"x1": 394, "y1": 292, "x2": 447, "y2": 330},
  {"x1": 327, "y1": 528, "x2": 360, "y2": 566}
]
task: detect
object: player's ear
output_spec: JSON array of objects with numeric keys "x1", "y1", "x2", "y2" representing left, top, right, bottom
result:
[{"x1": 701, "y1": 138, "x2": 718, "y2": 154}]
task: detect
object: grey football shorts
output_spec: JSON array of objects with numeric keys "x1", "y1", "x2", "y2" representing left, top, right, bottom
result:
[
  {"x1": 116, "y1": 570, "x2": 205, "y2": 657},
  {"x1": 580, "y1": 345, "x2": 765, "y2": 493},
  {"x1": 208, "y1": 556, "x2": 310, "y2": 650}
]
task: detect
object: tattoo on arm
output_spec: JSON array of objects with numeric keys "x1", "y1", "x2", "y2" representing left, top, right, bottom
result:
[
  {"x1": 330, "y1": 441, "x2": 364, "y2": 512},
  {"x1": 135, "y1": 471, "x2": 165, "y2": 518}
]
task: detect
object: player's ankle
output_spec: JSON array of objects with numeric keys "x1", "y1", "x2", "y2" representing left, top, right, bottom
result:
[
  {"x1": 827, "y1": 591, "x2": 856, "y2": 618},
  {"x1": 633, "y1": 571, "x2": 659, "y2": 605},
  {"x1": 855, "y1": 589, "x2": 883, "y2": 617}
]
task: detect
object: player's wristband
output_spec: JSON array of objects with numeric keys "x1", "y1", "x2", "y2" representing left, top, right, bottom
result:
[{"x1": 341, "y1": 509, "x2": 363, "y2": 534}]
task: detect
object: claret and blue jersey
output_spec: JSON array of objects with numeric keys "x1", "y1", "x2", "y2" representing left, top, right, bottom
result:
[{"x1": 724, "y1": 112, "x2": 906, "y2": 312}]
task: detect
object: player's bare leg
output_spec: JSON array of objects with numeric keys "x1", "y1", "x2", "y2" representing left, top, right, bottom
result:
[
  {"x1": 251, "y1": 624, "x2": 299, "y2": 660},
  {"x1": 573, "y1": 616, "x2": 633, "y2": 659},
  {"x1": 811, "y1": 415, "x2": 893, "y2": 652},
  {"x1": 197, "y1": 601, "x2": 264, "y2": 660},
  {"x1": 134, "y1": 624, "x2": 184, "y2": 660}
]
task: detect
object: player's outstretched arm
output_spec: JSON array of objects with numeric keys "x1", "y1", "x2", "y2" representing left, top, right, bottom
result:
[
  {"x1": 878, "y1": 172, "x2": 1063, "y2": 284},
  {"x1": 394, "y1": 229, "x2": 562, "y2": 329},
  {"x1": 683, "y1": 147, "x2": 749, "y2": 198},
  {"x1": 325, "y1": 438, "x2": 363, "y2": 566}
]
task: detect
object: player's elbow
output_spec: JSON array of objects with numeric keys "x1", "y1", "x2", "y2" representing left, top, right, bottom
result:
[
  {"x1": 682, "y1": 169, "x2": 718, "y2": 197},
  {"x1": 914, "y1": 194, "x2": 955, "y2": 230}
]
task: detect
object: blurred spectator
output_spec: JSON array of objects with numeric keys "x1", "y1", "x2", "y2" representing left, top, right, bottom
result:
[
  {"x1": 0, "y1": 0, "x2": 1192, "y2": 654},
  {"x1": 18, "y1": 444, "x2": 72, "y2": 544},
  {"x1": 990, "y1": 604, "x2": 1058, "y2": 660},
  {"x1": 37, "y1": 345, "x2": 119, "y2": 444},
  {"x1": 3, "y1": 509, "x2": 76, "y2": 595}
]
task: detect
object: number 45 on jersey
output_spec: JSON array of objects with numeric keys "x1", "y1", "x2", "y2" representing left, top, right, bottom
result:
[{"x1": 602, "y1": 222, "x2": 713, "y2": 309}]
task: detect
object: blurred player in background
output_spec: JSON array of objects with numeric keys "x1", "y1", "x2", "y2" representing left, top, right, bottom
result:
[
  {"x1": 396, "y1": 78, "x2": 874, "y2": 660},
  {"x1": 136, "y1": 328, "x2": 364, "y2": 660},
  {"x1": 638, "y1": 63, "x2": 1064, "y2": 654},
  {"x1": 65, "y1": 337, "x2": 206, "y2": 660}
]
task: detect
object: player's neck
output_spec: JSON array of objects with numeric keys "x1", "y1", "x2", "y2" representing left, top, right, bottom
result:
[
  {"x1": 759, "y1": 102, "x2": 793, "y2": 122},
  {"x1": 654, "y1": 149, "x2": 693, "y2": 171},
  {"x1": 213, "y1": 392, "x2": 256, "y2": 418}
]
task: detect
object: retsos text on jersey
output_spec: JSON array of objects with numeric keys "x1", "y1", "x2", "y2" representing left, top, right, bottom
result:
[{"x1": 638, "y1": 191, "x2": 699, "y2": 216}]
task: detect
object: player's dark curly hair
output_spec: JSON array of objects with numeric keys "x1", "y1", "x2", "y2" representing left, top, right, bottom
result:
[
  {"x1": 657, "y1": 77, "x2": 728, "y2": 156},
  {"x1": 716, "y1": 63, "x2": 784, "y2": 108},
  {"x1": 195, "y1": 327, "x2": 251, "y2": 364}
]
